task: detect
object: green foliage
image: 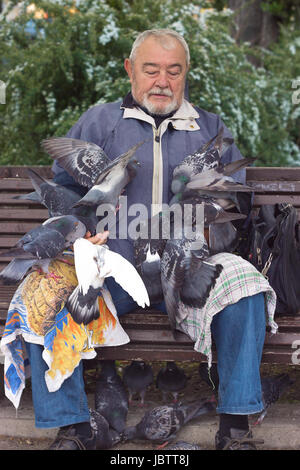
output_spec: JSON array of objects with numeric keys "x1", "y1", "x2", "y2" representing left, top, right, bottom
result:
[
  {"x1": 261, "y1": 0, "x2": 300, "y2": 26},
  {"x1": 0, "y1": 0, "x2": 299, "y2": 166}
]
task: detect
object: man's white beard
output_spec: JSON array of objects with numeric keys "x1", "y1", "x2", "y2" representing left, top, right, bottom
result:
[
  {"x1": 132, "y1": 85, "x2": 181, "y2": 115},
  {"x1": 142, "y1": 93, "x2": 179, "y2": 115}
]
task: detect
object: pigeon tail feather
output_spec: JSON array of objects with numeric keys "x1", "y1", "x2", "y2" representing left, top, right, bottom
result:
[
  {"x1": 66, "y1": 285, "x2": 100, "y2": 325},
  {"x1": 0, "y1": 258, "x2": 37, "y2": 284},
  {"x1": 180, "y1": 261, "x2": 223, "y2": 309}
]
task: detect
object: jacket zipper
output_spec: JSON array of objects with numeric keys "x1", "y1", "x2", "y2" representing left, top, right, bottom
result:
[{"x1": 152, "y1": 126, "x2": 162, "y2": 216}]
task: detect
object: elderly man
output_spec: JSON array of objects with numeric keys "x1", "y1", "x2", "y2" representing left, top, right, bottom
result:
[{"x1": 26, "y1": 29, "x2": 274, "y2": 450}]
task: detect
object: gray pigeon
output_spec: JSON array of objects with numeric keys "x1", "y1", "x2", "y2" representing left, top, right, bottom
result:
[
  {"x1": 156, "y1": 362, "x2": 188, "y2": 402},
  {"x1": 170, "y1": 127, "x2": 255, "y2": 214},
  {"x1": 122, "y1": 398, "x2": 215, "y2": 444},
  {"x1": 253, "y1": 373, "x2": 295, "y2": 426},
  {"x1": 41, "y1": 137, "x2": 144, "y2": 210},
  {"x1": 133, "y1": 213, "x2": 168, "y2": 304},
  {"x1": 89, "y1": 408, "x2": 122, "y2": 449},
  {"x1": 160, "y1": 192, "x2": 247, "y2": 329},
  {"x1": 0, "y1": 215, "x2": 86, "y2": 284},
  {"x1": 22, "y1": 168, "x2": 82, "y2": 216},
  {"x1": 185, "y1": 157, "x2": 255, "y2": 194},
  {"x1": 169, "y1": 190, "x2": 247, "y2": 255},
  {"x1": 66, "y1": 237, "x2": 149, "y2": 325},
  {"x1": 160, "y1": 190, "x2": 249, "y2": 329},
  {"x1": 122, "y1": 361, "x2": 154, "y2": 406},
  {"x1": 163, "y1": 440, "x2": 202, "y2": 450},
  {"x1": 170, "y1": 127, "x2": 233, "y2": 196},
  {"x1": 95, "y1": 360, "x2": 129, "y2": 433},
  {"x1": 161, "y1": 229, "x2": 219, "y2": 329},
  {"x1": 16, "y1": 168, "x2": 99, "y2": 235}
]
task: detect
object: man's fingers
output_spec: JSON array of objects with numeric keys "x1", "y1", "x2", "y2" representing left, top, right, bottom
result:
[{"x1": 85, "y1": 231, "x2": 109, "y2": 245}]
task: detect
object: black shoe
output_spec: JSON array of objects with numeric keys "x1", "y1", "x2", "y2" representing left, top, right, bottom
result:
[
  {"x1": 215, "y1": 428, "x2": 264, "y2": 450},
  {"x1": 48, "y1": 425, "x2": 97, "y2": 450}
]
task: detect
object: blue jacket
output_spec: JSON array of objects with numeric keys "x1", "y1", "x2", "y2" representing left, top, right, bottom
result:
[{"x1": 52, "y1": 99, "x2": 246, "y2": 264}]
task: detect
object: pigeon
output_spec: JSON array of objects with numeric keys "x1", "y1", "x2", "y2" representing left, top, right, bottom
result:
[
  {"x1": 134, "y1": 242, "x2": 164, "y2": 304},
  {"x1": 14, "y1": 168, "x2": 99, "y2": 234},
  {"x1": 134, "y1": 190, "x2": 246, "y2": 309},
  {"x1": 169, "y1": 126, "x2": 255, "y2": 215},
  {"x1": 253, "y1": 373, "x2": 295, "y2": 426},
  {"x1": 156, "y1": 362, "x2": 188, "y2": 402},
  {"x1": 21, "y1": 168, "x2": 82, "y2": 215},
  {"x1": 160, "y1": 196, "x2": 231, "y2": 329},
  {"x1": 94, "y1": 360, "x2": 129, "y2": 433},
  {"x1": 89, "y1": 408, "x2": 122, "y2": 449},
  {"x1": 66, "y1": 237, "x2": 150, "y2": 325},
  {"x1": 122, "y1": 360, "x2": 154, "y2": 406},
  {"x1": 133, "y1": 213, "x2": 168, "y2": 304},
  {"x1": 122, "y1": 398, "x2": 216, "y2": 444},
  {"x1": 41, "y1": 137, "x2": 144, "y2": 209},
  {"x1": 163, "y1": 440, "x2": 202, "y2": 450},
  {"x1": 171, "y1": 190, "x2": 247, "y2": 254},
  {"x1": 0, "y1": 215, "x2": 86, "y2": 284},
  {"x1": 185, "y1": 157, "x2": 255, "y2": 194},
  {"x1": 160, "y1": 190, "x2": 250, "y2": 330},
  {"x1": 170, "y1": 127, "x2": 233, "y2": 196},
  {"x1": 161, "y1": 230, "x2": 219, "y2": 329}
]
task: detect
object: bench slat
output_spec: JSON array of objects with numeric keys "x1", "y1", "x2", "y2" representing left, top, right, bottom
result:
[
  {"x1": 0, "y1": 196, "x2": 44, "y2": 206},
  {"x1": 0, "y1": 236, "x2": 25, "y2": 248},
  {"x1": 0, "y1": 208, "x2": 48, "y2": 220},
  {"x1": 0, "y1": 222, "x2": 46, "y2": 234},
  {"x1": 0, "y1": 167, "x2": 52, "y2": 179},
  {"x1": 246, "y1": 167, "x2": 300, "y2": 180},
  {"x1": 253, "y1": 194, "x2": 300, "y2": 207},
  {"x1": 248, "y1": 180, "x2": 300, "y2": 192},
  {"x1": 0, "y1": 179, "x2": 36, "y2": 190}
]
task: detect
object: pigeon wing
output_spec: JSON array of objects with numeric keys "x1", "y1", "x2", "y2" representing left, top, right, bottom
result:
[
  {"x1": 180, "y1": 255, "x2": 223, "y2": 308},
  {"x1": 98, "y1": 245, "x2": 150, "y2": 308},
  {"x1": 66, "y1": 239, "x2": 103, "y2": 324},
  {"x1": 94, "y1": 141, "x2": 145, "y2": 185},
  {"x1": 161, "y1": 242, "x2": 186, "y2": 328},
  {"x1": 41, "y1": 137, "x2": 111, "y2": 188},
  {"x1": 26, "y1": 168, "x2": 82, "y2": 216},
  {"x1": 0, "y1": 258, "x2": 37, "y2": 284}
]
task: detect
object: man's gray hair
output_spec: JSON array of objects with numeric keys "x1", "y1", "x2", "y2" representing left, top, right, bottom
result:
[{"x1": 129, "y1": 29, "x2": 190, "y2": 67}]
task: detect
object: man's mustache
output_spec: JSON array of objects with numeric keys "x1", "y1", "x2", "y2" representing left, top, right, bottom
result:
[{"x1": 148, "y1": 87, "x2": 173, "y2": 97}]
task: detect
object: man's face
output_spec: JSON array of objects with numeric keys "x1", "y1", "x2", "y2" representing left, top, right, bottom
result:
[{"x1": 124, "y1": 36, "x2": 188, "y2": 115}]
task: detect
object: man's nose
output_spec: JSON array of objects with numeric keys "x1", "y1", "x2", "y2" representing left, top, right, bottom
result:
[{"x1": 155, "y1": 71, "x2": 169, "y2": 88}]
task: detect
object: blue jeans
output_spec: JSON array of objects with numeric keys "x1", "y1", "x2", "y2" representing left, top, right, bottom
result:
[
  {"x1": 211, "y1": 293, "x2": 266, "y2": 414},
  {"x1": 25, "y1": 278, "x2": 265, "y2": 428}
]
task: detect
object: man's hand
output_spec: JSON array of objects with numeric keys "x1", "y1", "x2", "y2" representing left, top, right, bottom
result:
[{"x1": 84, "y1": 231, "x2": 109, "y2": 245}]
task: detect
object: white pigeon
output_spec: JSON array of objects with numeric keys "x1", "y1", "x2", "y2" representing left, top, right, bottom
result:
[{"x1": 67, "y1": 238, "x2": 150, "y2": 325}]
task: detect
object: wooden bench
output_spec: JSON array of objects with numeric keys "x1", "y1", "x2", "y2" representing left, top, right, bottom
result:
[{"x1": 0, "y1": 165, "x2": 300, "y2": 365}]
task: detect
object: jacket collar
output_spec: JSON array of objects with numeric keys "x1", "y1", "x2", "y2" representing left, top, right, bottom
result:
[{"x1": 121, "y1": 95, "x2": 200, "y2": 131}]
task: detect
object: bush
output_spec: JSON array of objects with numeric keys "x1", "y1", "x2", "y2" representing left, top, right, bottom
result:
[{"x1": 0, "y1": 0, "x2": 299, "y2": 166}]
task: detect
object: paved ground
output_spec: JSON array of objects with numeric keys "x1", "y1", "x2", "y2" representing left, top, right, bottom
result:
[{"x1": 0, "y1": 361, "x2": 299, "y2": 451}]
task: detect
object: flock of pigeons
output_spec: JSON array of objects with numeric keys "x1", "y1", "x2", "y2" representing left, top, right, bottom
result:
[
  {"x1": 91, "y1": 359, "x2": 215, "y2": 449},
  {"x1": 88, "y1": 359, "x2": 294, "y2": 449},
  {"x1": 1, "y1": 127, "x2": 254, "y2": 330}
]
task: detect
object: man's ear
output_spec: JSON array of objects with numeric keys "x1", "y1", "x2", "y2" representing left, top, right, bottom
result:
[{"x1": 124, "y1": 58, "x2": 133, "y2": 82}]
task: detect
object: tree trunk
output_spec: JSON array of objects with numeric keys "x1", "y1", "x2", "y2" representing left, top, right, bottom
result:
[{"x1": 228, "y1": 0, "x2": 279, "y2": 48}]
